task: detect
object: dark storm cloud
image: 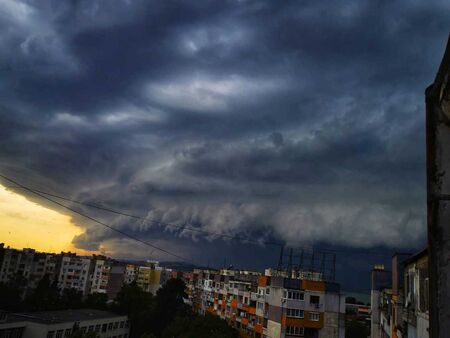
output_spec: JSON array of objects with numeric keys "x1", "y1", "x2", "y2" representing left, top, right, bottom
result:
[{"x1": 0, "y1": 0, "x2": 449, "y2": 262}]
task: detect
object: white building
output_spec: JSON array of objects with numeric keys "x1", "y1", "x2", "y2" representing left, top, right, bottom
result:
[
  {"x1": 0, "y1": 309, "x2": 129, "y2": 338},
  {"x1": 124, "y1": 264, "x2": 138, "y2": 284},
  {"x1": 0, "y1": 248, "x2": 35, "y2": 283},
  {"x1": 28, "y1": 253, "x2": 58, "y2": 289},
  {"x1": 90, "y1": 258, "x2": 111, "y2": 294},
  {"x1": 403, "y1": 249, "x2": 429, "y2": 338},
  {"x1": 57, "y1": 254, "x2": 93, "y2": 295}
]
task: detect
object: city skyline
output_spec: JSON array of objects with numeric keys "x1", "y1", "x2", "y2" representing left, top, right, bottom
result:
[{"x1": 1, "y1": 0, "x2": 449, "y2": 292}]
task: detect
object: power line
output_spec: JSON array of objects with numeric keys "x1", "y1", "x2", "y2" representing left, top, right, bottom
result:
[
  {"x1": 1, "y1": 182, "x2": 283, "y2": 247},
  {"x1": 0, "y1": 174, "x2": 191, "y2": 263},
  {"x1": 0, "y1": 176, "x2": 397, "y2": 257}
]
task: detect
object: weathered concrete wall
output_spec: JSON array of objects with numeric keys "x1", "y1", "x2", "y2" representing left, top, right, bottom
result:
[
  {"x1": 371, "y1": 290, "x2": 381, "y2": 338},
  {"x1": 426, "y1": 35, "x2": 450, "y2": 338}
]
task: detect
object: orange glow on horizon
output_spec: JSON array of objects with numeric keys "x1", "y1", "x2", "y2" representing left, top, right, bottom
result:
[{"x1": 0, "y1": 184, "x2": 98, "y2": 255}]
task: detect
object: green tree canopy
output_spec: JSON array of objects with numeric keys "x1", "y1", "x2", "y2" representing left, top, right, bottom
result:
[
  {"x1": 163, "y1": 313, "x2": 239, "y2": 338},
  {"x1": 84, "y1": 292, "x2": 108, "y2": 310},
  {"x1": 26, "y1": 274, "x2": 60, "y2": 310}
]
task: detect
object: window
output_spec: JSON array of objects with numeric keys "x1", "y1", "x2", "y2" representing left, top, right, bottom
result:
[
  {"x1": 108, "y1": 323, "x2": 113, "y2": 331},
  {"x1": 64, "y1": 329, "x2": 72, "y2": 337},
  {"x1": 309, "y1": 312, "x2": 320, "y2": 321},
  {"x1": 310, "y1": 295, "x2": 320, "y2": 305},
  {"x1": 56, "y1": 330, "x2": 64, "y2": 338},
  {"x1": 47, "y1": 331, "x2": 55, "y2": 338},
  {"x1": 286, "y1": 308, "x2": 304, "y2": 318},
  {"x1": 120, "y1": 321, "x2": 125, "y2": 328},
  {"x1": 88, "y1": 326, "x2": 94, "y2": 332},
  {"x1": 114, "y1": 322, "x2": 119, "y2": 329},
  {"x1": 286, "y1": 326, "x2": 304, "y2": 336},
  {"x1": 283, "y1": 290, "x2": 304, "y2": 301},
  {"x1": 95, "y1": 325, "x2": 101, "y2": 332}
]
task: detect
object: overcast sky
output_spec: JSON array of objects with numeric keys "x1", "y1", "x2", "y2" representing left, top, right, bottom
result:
[{"x1": 0, "y1": 0, "x2": 449, "y2": 289}]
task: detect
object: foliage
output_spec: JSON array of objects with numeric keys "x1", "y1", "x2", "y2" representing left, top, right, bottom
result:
[
  {"x1": 113, "y1": 281, "x2": 153, "y2": 315},
  {"x1": 113, "y1": 278, "x2": 237, "y2": 338},
  {"x1": 27, "y1": 275, "x2": 60, "y2": 310},
  {"x1": 0, "y1": 281, "x2": 24, "y2": 311},
  {"x1": 84, "y1": 292, "x2": 108, "y2": 310},
  {"x1": 60, "y1": 288, "x2": 84, "y2": 309},
  {"x1": 345, "y1": 318, "x2": 370, "y2": 338},
  {"x1": 0, "y1": 274, "x2": 105, "y2": 312},
  {"x1": 151, "y1": 278, "x2": 189, "y2": 335},
  {"x1": 112, "y1": 281, "x2": 154, "y2": 338},
  {"x1": 0, "y1": 275, "x2": 240, "y2": 338},
  {"x1": 162, "y1": 313, "x2": 239, "y2": 338}
]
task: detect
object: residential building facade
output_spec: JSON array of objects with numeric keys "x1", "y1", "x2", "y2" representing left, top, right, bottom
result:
[
  {"x1": 0, "y1": 309, "x2": 129, "y2": 338},
  {"x1": 371, "y1": 249, "x2": 429, "y2": 338},
  {"x1": 182, "y1": 268, "x2": 345, "y2": 338},
  {"x1": 403, "y1": 249, "x2": 429, "y2": 338},
  {"x1": 136, "y1": 261, "x2": 172, "y2": 295},
  {"x1": 57, "y1": 254, "x2": 93, "y2": 295},
  {"x1": 89, "y1": 257, "x2": 111, "y2": 294}
]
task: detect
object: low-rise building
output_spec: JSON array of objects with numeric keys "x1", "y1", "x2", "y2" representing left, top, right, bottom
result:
[{"x1": 0, "y1": 309, "x2": 129, "y2": 338}]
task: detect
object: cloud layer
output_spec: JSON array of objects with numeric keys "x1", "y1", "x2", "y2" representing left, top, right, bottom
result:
[{"x1": 1, "y1": 0, "x2": 449, "y2": 263}]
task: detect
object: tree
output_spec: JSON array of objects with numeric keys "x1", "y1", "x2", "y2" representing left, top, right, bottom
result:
[
  {"x1": 345, "y1": 319, "x2": 370, "y2": 338},
  {"x1": 61, "y1": 288, "x2": 83, "y2": 309},
  {"x1": 163, "y1": 313, "x2": 239, "y2": 338},
  {"x1": 113, "y1": 281, "x2": 153, "y2": 314},
  {"x1": 84, "y1": 292, "x2": 108, "y2": 310},
  {"x1": 26, "y1": 275, "x2": 60, "y2": 310},
  {"x1": 113, "y1": 282, "x2": 154, "y2": 338},
  {"x1": 151, "y1": 278, "x2": 189, "y2": 336},
  {"x1": 0, "y1": 281, "x2": 23, "y2": 311}
]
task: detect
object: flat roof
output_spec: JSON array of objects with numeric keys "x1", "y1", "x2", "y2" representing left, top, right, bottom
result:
[
  {"x1": 5, "y1": 309, "x2": 125, "y2": 325},
  {"x1": 403, "y1": 248, "x2": 428, "y2": 266}
]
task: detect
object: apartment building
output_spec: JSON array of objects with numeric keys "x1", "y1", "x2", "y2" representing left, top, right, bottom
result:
[
  {"x1": 371, "y1": 249, "x2": 429, "y2": 338},
  {"x1": 371, "y1": 264, "x2": 392, "y2": 338},
  {"x1": 185, "y1": 268, "x2": 345, "y2": 338},
  {"x1": 28, "y1": 253, "x2": 58, "y2": 289},
  {"x1": 57, "y1": 254, "x2": 93, "y2": 295},
  {"x1": 0, "y1": 309, "x2": 129, "y2": 338},
  {"x1": 0, "y1": 247, "x2": 35, "y2": 284},
  {"x1": 403, "y1": 249, "x2": 429, "y2": 338},
  {"x1": 124, "y1": 264, "x2": 138, "y2": 284},
  {"x1": 89, "y1": 257, "x2": 111, "y2": 294},
  {"x1": 136, "y1": 261, "x2": 172, "y2": 295}
]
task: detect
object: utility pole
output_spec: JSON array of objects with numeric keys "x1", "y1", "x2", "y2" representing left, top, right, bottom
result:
[{"x1": 426, "y1": 35, "x2": 450, "y2": 338}]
